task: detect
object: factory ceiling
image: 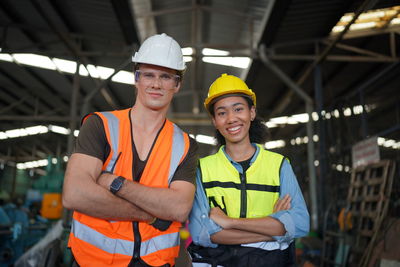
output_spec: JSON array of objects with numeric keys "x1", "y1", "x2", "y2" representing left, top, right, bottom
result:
[{"x1": 0, "y1": 0, "x2": 399, "y2": 173}]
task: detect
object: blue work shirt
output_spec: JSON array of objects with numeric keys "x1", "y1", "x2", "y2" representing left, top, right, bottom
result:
[{"x1": 188, "y1": 143, "x2": 310, "y2": 249}]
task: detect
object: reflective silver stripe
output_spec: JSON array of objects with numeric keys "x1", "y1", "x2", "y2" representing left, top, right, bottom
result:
[
  {"x1": 140, "y1": 231, "x2": 180, "y2": 256},
  {"x1": 100, "y1": 112, "x2": 120, "y2": 172},
  {"x1": 72, "y1": 219, "x2": 133, "y2": 256},
  {"x1": 168, "y1": 124, "x2": 185, "y2": 184},
  {"x1": 72, "y1": 219, "x2": 180, "y2": 257}
]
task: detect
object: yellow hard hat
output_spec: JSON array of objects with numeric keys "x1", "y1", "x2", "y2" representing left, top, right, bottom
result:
[{"x1": 204, "y1": 73, "x2": 256, "y2": 112}]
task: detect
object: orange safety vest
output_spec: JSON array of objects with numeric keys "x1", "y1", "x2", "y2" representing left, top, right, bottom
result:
[{"x1": 68, "y1": 108, "x2": 190, "y2": 267}]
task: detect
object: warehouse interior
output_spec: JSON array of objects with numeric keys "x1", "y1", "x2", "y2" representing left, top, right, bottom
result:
[{"x1": 0, "y1": 0, "x2": 399, "y2": 266}]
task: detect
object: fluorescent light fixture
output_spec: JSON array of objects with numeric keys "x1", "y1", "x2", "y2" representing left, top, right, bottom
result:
[
  {"x1": 265, "y1": 140, "x2": 285, "y2": 149},
  {"x1": 13, "y1": 54, "x2": 56, "y2": 70},
  {"x1": 377, "y1": 137, "x2": 400, "y2": 150},
  {"x1": 111, "y1": 70, "x2": 135, "y2": 85},
  {"x1": 314, "y1": 160, "x2": 319, "y2": 166},
  {"x1": 333, "y1": 109, "x2": 340, "y2": 118},
  {"x1": 53, "y1": 58, "x2": 77, "y2": 74},
  {"x1": 353, "y1": 105, "x2": 363, "y2": 115},
  {"x1": 331, "y1": 5, "x2": 400, "y2": 34},
  {"x1": 181, "y1": 47, "x2": 193, "y2": 55},
  {"x1": 79, "y1": 65, "x2": 89, "y2": 76},
  {"x1": 0, "y1": 132, "x2": 7, "y2": 140},
  {"x1": 86, "y1": 64, "x2": 100, "y2": 78},
  {"x1": 202, "y1": 57, "x2": 251, "y2": 69},
  {"x1": 270, "y1": 116, "x2": 288, "y2": 124},
  {"x1": 391, "y1": 18, "x2": 400, "y2": 25},
  {"x1": 195, "y1": 134, "x2": 216, "y2": 145},
  {"x1": 343, "y1": 108, "x2": 352, "y2": 116},
  {"x1": 49, "y1": 125, "x2": 70, "y2": 135},
  {"x1": 85, "y1": 64, "x2": 114, "y2": 79},
  {"x1": 202, "y1": 48, "x2": 230, "y2": 56},
  {"x1": 183, "y1": 56, "x2": 193, "y2": 62},
  {"x1": 266, "y1": 121, "x2": 278, "y2": 128},
  {"x1": 74, "y1": 130, "x2": 80, "y2": 137},
  {"x1": 26, "y1": 125, "x2": 48, "y2": 135},
  {"x1": 336, "y1": 164, "x2": 343, "y2": 171},
  {"x1": 312, "y1": 112, "x2": 319, "y2": 121},
  {"x1": 6, "y1": 129, "x2": 28, "y2": 138},
  {"x1": 291, "y1": 113, "x2": 309, "y2": 123},
  {"x1": 0, "y1": 53, "x2": 13, "y2": 62},
  {"x1": 0, "y1": 53, "x2": 135, "y2": 85},
  {"x1": 17, "y1": 159, "x2": 48, "y2": 170},
  {"x1": 377, "y1": 137, "x2": 385, "y2": 145}
]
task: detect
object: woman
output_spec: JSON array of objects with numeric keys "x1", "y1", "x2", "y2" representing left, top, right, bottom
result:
[{"x1": 188, "y1": 74, "x2": 310, "y2": 266}]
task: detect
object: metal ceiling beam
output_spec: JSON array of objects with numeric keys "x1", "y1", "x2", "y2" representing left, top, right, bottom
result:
[
  {"x1": 268, "y1": 54, "x2": 398, "y2": 62},
  {"x1": 0, "y1": 1, "x2": 45, "y2": 50},
  {"x1": 0, "y1": 92, "x2": 32, "y2": 115},
  {"x1": 135, "y1": 6, "x2": 192, "y2": 18},
  {"x1": 322, "y1": 40, "x2": 394, "y2": 59},
  {"x1": 268, "y1": 0, "x2": 381, "y2": 118},
  {"x1": 0, "y1": 68, "x2": 54, "y2": 113},
  {"x1": 0, "y1": 115, "x2": 73, "y2": 122},
  {"x1": 259, "y1": 48, "x2": 318, "y2": 230},
  {"x1": 31, "y1": 0, "x2": 119, "y2": 109},
  {"x1": 110, "y1": 0, "x2": 140, "y2": 45},
  {"x1": 17, "y1": 66, "x2": 70, "y2": 112}
]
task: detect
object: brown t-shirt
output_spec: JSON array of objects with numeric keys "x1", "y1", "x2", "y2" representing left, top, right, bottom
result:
[{"x1": 73, "y1": 115, "x2": 198, "y2": 184}]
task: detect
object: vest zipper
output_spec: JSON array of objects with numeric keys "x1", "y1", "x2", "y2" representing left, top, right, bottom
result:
[
  {"x1": 239, "y1": 172, "x2": 247, "y2": 218},
  {"x1": 133, "y1": 221, "x2": 141, "y2": 259}
]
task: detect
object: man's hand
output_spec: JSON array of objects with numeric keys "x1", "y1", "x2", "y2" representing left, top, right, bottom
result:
[
  {"x1": 97, "y1": 172, "x2": 115, "y2": 189},
  {"x1": 210, "y1": 207, "x2": 231, "y2": 229},
  {"x1": 151, "y1": 218, "x2": 172, "y2": 231},
  {"x1": 273, "y1": 194, "x2": 291, "y2": 213}
]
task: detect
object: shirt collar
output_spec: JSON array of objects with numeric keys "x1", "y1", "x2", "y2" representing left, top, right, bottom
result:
[{"x1": 222, "y1": 143, "x2": 260, "y2": 173}]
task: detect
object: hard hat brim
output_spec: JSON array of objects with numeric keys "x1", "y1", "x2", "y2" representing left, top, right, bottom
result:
[{"x1": 204, "y1": 90, "x2": 256, "y2": 111}]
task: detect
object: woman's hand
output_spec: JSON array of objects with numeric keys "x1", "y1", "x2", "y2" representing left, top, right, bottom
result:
[
  {"x1": 273, "y1": 194, "x2": 291, "y2": 212},
  {"x1": 210, "y1": 207, "x2": 232, "y2": 229}
]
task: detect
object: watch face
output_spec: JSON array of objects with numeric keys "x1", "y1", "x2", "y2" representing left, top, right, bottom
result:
[{"x1": 110, "y1": 177, "x2": 124, "y2": 194}]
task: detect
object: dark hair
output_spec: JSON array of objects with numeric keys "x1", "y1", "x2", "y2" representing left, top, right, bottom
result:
[{"x1": 211, "y1": 96, "x2": 270, "y2": 146}]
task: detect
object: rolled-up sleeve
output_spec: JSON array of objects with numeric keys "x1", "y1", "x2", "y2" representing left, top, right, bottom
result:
[
  {"x1": 270, "y1": 160, "x2": 310, "y2": 243},
  {"x1": 188, "y1": 169, "x2": 222, "y2": 248}
]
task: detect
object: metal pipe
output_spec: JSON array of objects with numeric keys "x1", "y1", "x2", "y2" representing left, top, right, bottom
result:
[
  {"x1": 306, "y1": 102, "x2": 318, "y2": 230},
  {"x1": 315, "y1": 64, "x2": 327, "y2": 221},
  {"x1": 259, "y1": 46, "x2": 318, "y2": 230},
  {"x1": 259, "y1": 46, "x2": 312, "y2": 104},
  {"x1": 67, "y1": 62, "x2": 80, "y2": 155}
]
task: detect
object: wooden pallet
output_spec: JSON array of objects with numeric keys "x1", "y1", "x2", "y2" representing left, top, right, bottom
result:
[
  {"x1": 320, "y1": 160, "x2": 395, "y2": 267},
  {"x1": 347, "y1": 160, "x2": 395, "y2": 266}
]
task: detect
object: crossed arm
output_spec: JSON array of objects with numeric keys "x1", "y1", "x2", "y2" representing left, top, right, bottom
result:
[
  {"x1": 210, "y1": 195, "x2": 291, "y2": 245},
  {"x1": 62, "y1": 153, "x2": 195, "y2": 223}
]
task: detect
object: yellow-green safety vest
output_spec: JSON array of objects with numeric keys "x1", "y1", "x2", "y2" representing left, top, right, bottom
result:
[{"x1": 199, "y1": 144, "x2": 284, "y2": 219}]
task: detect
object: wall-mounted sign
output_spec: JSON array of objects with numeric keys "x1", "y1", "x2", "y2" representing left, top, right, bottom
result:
[{"x1": 352, "y1": 136, "x2": 380, "y2": 168}]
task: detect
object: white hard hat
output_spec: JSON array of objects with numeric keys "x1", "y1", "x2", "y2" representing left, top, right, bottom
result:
[{"x1": 132, "y1": 33, "x2": 186, "y2": 71}]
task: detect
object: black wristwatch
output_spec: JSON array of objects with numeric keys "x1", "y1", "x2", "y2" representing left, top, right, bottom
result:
[{"x1": 110, "y1": 176, "x2": 125, "y2": 195}]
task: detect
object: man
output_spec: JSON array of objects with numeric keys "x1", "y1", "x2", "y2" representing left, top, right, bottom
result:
[
  {"x1": 188, "y1": 74, "x2": 309, "y2": 266},
  {"x1": 62, "y1": 33, "x2": 197, "y2": 267}
]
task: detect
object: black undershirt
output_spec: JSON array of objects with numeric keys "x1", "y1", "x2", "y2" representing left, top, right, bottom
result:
[{"x1": 73, "y1": 114, "x2": 198, "y2": 185}]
